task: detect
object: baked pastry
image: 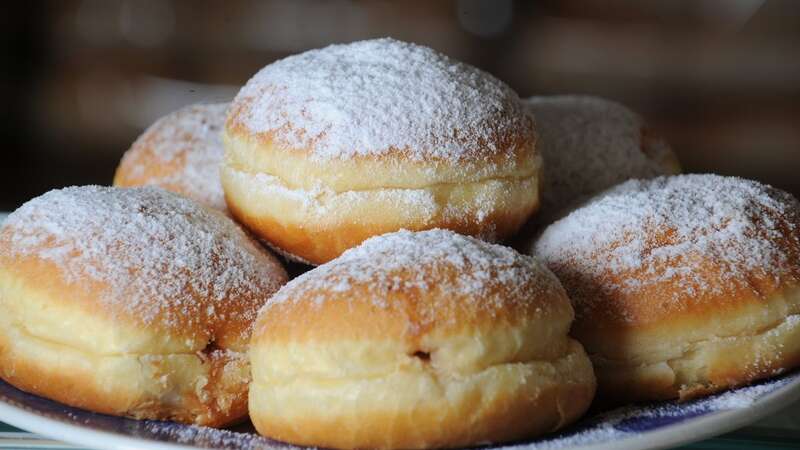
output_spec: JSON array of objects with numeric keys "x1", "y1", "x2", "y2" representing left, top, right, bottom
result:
[
  {"x1": 534, "y1": 174, "x2": 800, "y2": 405},
  {"x1": 249, "y1": 229, "x2": 596, "y2": 449},
  {"x1": 523, "y1": 95, "x2": 679, "y2": 227},
  {"x1": 223, "y1": 38, "x2": 540, "y2": 265},
  {"x1": 114, "y1": 103, "x2": 229, "y2": 212},
  {"x1": 0, "y1": 186, "x2": 288, "y2": 426}
]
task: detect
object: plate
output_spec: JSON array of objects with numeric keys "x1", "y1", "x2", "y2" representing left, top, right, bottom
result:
[
  {"x1": 1, "y1": 373, "x2": 799, "y2": 450},
  {"x1": 2, "y1": 210, "x2": 800, "y2": 450}
]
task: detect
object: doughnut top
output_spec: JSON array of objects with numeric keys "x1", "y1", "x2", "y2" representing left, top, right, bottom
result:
[
  {"x1": 117, "y1": 103, "x2": 228, "y2": 211},
  {"x1": 0, "y1": 186, "x2": 287, "y2": 345},
  {"x1": 534, "y1": 174, "x2": 800, "y2": 325},
  {"x1": 228, "y1": 38, "x2": 533, "y2": 163},
  {"x1": 525, "y1": 95, "x2": 678, "y2": 215},
  {"x1": 260, "y1": 229, "x2": 571, "y2": 341}
]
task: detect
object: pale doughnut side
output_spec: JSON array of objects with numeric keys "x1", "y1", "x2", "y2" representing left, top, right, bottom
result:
[
  {"x1": 250, "y1": 340, "x2": 593, "y2": 449},
  {"x1": 220, "y1": 162, "x2": 540, "y2": 265},
  {"x1": 593, "y1": 298, "x2": 800, "y2": 404}
]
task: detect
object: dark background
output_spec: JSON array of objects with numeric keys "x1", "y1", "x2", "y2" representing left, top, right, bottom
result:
[{"x1": 2, "y1": 0, "x2": 799, "y2": 211}]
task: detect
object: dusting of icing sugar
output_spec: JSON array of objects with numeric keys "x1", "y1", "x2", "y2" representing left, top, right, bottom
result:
[
  {"x1": 267, "y1": 229, "x2": 564, "y2": 316},
  {"x1": 0, "y1": 186, "x2": 287, "y2": 332},
  {"x1": 525, "y1": 95, "x2": 677, "y2": 221},
  {"x1": 534, "y1": 174, "x2": 800, "y2": 321},
  {"x1": 143, "y1": 422, "x2": 286, "y2": 450},
  {"x1": 120, "y1": 103, "x2": 229, "y2": 211},
  {"x1": 231, "y1": 38, "x2": 532, "y2": 162}
]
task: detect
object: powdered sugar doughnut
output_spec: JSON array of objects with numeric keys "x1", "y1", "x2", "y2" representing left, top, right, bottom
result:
[
  {"x1": 114, "y1": 103, "x2": 229, "y2": 212},
  {"x1": 525, "y1": 95, "x2": 680, "y2": 226},
  {"x1": 0, "y1": 186, "x2": 288, "y2": 426},
  {"x1": 534, "y1": 174, "x2": 800, "y2": 405},
  {"x1": 223, "y1": 38, "x2": 541, "y2": 265},
  {"x1": 249, "y1": 229, "x2": 595, "y2": 449}
]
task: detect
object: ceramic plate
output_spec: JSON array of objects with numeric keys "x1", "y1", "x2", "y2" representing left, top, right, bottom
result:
[
  {"x1": 2, "y1": 211, "x2": 800, "y2": 450},
  {"x1": 1, "y1": 373, "x2": 799, "y2": 450}
]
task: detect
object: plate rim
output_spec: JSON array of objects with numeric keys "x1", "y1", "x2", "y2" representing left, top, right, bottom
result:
[
  {"x1": 1, "y1": 373, "x2": 799, "y2": 450},
  {"x1": 0, "y1": 398, "x2": 196, "y2": 450},
  {"x1": 554, "y1": 373, "x2": 800, "y2": 450}
]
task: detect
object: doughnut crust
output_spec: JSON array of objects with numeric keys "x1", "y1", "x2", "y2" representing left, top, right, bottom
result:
[
  {"x1": 114, "y1": 103, "x2": 229, "y2": 212},
  {"x1": 0, "y1": 186, "x2": 288, "y2": 426},
  {"x1": 521, "y1": 95, "x2": 679, "y2": 229},
  {"x1": 223, "y1": 38, "x2": 540, "y2": 265},
  {"x1": 249, "y1": 229, "x2": 595, "y2": 449},
  {"x1": 534, "y1": 175, "x2": 800, "y2": 405}
]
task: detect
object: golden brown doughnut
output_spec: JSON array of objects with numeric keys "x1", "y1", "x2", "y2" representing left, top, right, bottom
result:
[
  {"x1": 223, "y1": 38, "x2": 540, "y2": 265},
  {"x1": 0, "y1": 186, "x2": 288, "y2": 426},
  {"x1": 249, "y1": 229, "x2": 595, "y2": 449},
  {"x1": 534, "y1": 174, "x2": 800, "y2": 405},
  {"x1": 114, "y1": 103, "x2": 229, "y2": 212},
  {"x1": 522, "y1": 95, "x2": 680, "y2": 228}
]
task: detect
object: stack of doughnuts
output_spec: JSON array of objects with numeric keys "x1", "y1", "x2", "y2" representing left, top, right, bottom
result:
[{"x1": 1, "y1": 36, "x2": 799, "y2": 450}]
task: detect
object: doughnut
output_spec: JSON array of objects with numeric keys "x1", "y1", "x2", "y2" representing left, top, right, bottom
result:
[
  {"x1": 222, "y1": 38, "x2": 540, "y2": 265},
  {"x1": 523, "y1": 95, "x2": 680, "y2": 227},
  {"x1": 0, "y1": 186, "x2": 288, "y2": 426},
  {"x1": 114, "y1": 103, "x2": 229, "y2": 212},
  {"x1": 249, "y1": 229, "x2": 596, "y2": 449},
  {"x1": 533, "y1": 174, "x2": 800, "y2": 405}
]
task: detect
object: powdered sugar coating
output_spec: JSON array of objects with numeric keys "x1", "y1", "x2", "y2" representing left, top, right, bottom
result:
[
  {"x1": 525, "y1": 95, "x2": 678, "y2": 219},
  {"x1": 143, "y1": 422, "x2": 288, "y2": 450},
  {"x1": 268, "y1": 229, "x2": 565, "y2": 316},
  {"x1": 230, "y1": 38, "x2": 533, "y2": 163},
  {"x1": 119, "y1": 103, "x2": 228, "y2": 211},
  {"x1": 534, "y1": 174, "x2": 800, "y2": 323},
  {"x1": 0, "y1": 186, "x2": 287, "y2": 336}
]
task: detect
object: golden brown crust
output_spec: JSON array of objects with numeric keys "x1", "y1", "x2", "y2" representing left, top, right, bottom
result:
[
  {"x1": 114, "y1": 149, "x2": 186, "y2": 190},
  {"x1": 560, "y1": 215, "x2": 800, "y2": 333},
  {"x1": 0, "y1": 253, "x2": 266, "y2": 352},
  {"x1": 252, "y1": 262, "x2": 571, "y2": 348},
  {"x1": 249, "y1": 230, "x2": 596, "y2": 448}
]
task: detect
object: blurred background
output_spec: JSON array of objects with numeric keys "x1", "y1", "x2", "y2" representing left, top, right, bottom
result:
[{"x1": 1, "y1": 0, "x2": 799, "y2": 210}]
